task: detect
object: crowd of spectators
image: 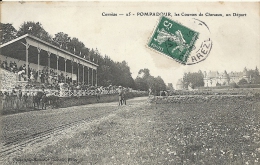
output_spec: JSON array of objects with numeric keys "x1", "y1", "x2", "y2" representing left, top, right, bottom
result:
[
  {"x1": 1, "y1": 60, "x2": 135, "y2": 98},
  {"x1": 1, "y1": 60, "x2": 75, "y2": 87}
]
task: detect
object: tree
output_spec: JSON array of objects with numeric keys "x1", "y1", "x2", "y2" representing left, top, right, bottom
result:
[
  {"x1": 230, "y1": 82, "x2": 239, "y2": 88},
  {"x1": 17, "y1": 21, "x2": 53, "y2": 43},
  {"x1": 137, "y1": 68, "x2": 151, "y2": 79},
  {"x1": 98, "y1": 65, "x2": 113, "y2": 86},
  {"x1": 255, "y1": 66, "x2": 259, "y2": 76},
  {"x1": 53, "y1": 32, "x2": 71, "y2": 49},
  {"x1": 135, "y1": 69, "x2": 151, "y2": 91},
  {"x1": 166, "y1": 83, "x2": 174, "y2": 91},
  {"x1": 0, "y1": 23, "x2": 17, "y2": 44},
  {"x1": 238, "y1": 78, "x2": 248, "y2": 85},
  {"x1": 118, "y1": 61, "x2": 135, "y2": 88},
  {"x1": 247, "y1": 67, "x2": 260, "y2": 84},
  {"x1": 93, "y1": 50, "x2": 135, "y2": 88},
  {"x1": 67, "y1": 37, "x2": 85, "y2": 56},
  {"x1": 155, "y1": 76, "x2": 167, "y2": 93},
  {"x1": 135, "y1": 68, "x2": 166, "y2": 94},
  {"x1": 182, "y1": 71, "x2": 204, "y2": 88},
  {"x1": 135, "y1": 77, "x2": 148, "y2": 91}
]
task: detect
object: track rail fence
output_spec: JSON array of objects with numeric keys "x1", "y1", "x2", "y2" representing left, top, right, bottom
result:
[{"x1": 0, "y1": 89, "x2": 146, "y2": 110}]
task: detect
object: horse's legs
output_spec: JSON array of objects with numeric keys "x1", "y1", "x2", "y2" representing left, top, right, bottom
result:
[
  {"x1": 42, "y1": 102, "x2": 46, "y2": 110},
  {"x1": 37, "y1": 100, "x2": 40, "y2": 109}
]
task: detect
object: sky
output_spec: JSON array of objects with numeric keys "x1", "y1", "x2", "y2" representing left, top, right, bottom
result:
[{"x1": 1, "y1": 2, "x2": 259, "y2": 88}]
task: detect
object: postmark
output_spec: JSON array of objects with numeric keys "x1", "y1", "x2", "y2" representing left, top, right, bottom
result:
[
  {"x1": 185, "y1": 18, "x2": 212, "y2": 65},
  {"x1": 148, "y1": 16, "x2": 212, "y2": 65}
]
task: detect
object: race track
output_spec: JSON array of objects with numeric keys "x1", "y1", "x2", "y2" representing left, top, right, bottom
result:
[
  {"x1": 0, "y1": 97, "x2": 146, "y2": 159},
  {"x1": 1, "y1": 96, "x2": 259, "y2": 164}
]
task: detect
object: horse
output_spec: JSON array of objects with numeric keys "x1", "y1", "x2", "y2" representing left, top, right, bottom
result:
[
  {"x1": 118, "y1": 87, "x2": 127, "y2": 106},
  {"x1": 46, "y1": 94, "x2": 60, "y2": 109},
  {"x1": 32, "y1": 91, "x2": 44, "y2": 109},
  {"x1": 33, "y1": 92, "x2": 60, "y2": 109}
]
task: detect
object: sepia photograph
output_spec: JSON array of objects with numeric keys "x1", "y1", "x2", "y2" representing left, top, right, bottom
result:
[{"x1": 0, "y1": 1, "x2": 259, "y2": 164}]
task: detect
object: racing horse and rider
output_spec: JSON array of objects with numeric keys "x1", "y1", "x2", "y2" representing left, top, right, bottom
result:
[
  {"x1": 118, "y1": 86, "x2": 127, "y2": 106},
  {"x1": 33, "y1": 90, "x2": 45, "y2": 109},
  {"x1": 33, "y1": 89, "x2": 59, "y2": 109}
]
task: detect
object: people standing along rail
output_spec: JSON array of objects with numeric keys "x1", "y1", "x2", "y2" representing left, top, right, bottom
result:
[
  {"x1": 96, "y1": 87, "x2": 101, "y2": 102},
  {"x1": 0, "y1": 84, "x2": 144, "y2": 112},
  {"x1": 122, "y1": 87, "x2": 127, "y2": 105},
  {"x1": 16, "y1": 90, "x2": 23, "y2": 109},
  {"x1": 2, "y1": 92, "x2": 8, "y2": 110}
]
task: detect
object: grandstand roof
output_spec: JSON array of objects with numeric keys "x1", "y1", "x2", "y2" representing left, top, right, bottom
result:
[{"x1": 0, "y1": 34, "x2": 98, "y2": 69}]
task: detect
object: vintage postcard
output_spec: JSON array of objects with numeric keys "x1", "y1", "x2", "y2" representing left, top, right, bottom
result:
[{"x1": 0, "y1": 1, "x2": 259, "y2": 164}]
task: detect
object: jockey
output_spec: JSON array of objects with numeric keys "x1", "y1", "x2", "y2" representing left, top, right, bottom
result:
[{"x1": 122, "y1": 88, "x2": 127, "y2": 105}]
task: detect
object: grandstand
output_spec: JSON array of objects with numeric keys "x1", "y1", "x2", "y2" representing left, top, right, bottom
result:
[{"x1": 0, "y1": 34, "x2": 98, "y2": 91}]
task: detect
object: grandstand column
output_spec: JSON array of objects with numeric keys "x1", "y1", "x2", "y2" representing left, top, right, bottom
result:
[
  {"x1": 77, "y1": 63, "x2": 80, "y2": 85},
  {"x1": 92, "y1": 68, "x2": 94, "y2": 86},
  {"x1": 37, "y1": 47, "x2": 41, "y2": 78},
  {"x1": 25, "y1": 43, "x2": 30, "y2": 81},
  {"x1": 56, "y1": 56, "x2": 59, "y2": 82},
  {"x1": 82, "y1": 66, "x2": 85, "y2": 85},
  {"x1": 96, "y1": 69, "x2": 97, "y2": 86},
  {"x1": 88, "y1": 67, "x2": 90, "y2": 85},
  {"x1": 71, "y1": 60, "x2": 74, "y2": 82},
  {"x1": 22, "y1": 39, "x2": 30, "y2": 81},
  {"x1": 47, "y1": 51, "x2": 51, "y2": 74},
  {"x1": 64, "y1": 58, "x2": 67, "y2": 83}
]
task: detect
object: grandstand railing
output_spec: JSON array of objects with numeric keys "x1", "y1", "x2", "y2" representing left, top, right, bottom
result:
[{"x1": 1, "y1": 88, "x2": 146, "y2": 97}]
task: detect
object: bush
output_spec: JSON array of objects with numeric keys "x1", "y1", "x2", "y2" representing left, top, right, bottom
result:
[
  {"x1": 238, "y1": 78, "x2": 248, "y2": 85},
  {"x1": 238, "y1": 84, "x2": 260, "y2": 88},
  {"x1": 229, "y1": 82, "x2": 239, "y2": 88}
]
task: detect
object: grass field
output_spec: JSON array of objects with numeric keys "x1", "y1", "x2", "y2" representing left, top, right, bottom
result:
[{"x1": 10, "y1": 98, "x2": 260, "y2": 165}]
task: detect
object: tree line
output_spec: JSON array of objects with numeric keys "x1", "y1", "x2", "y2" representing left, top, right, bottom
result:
[
  {"x1": 134, "y1": 69, "x2": 167, "y2": 95},
  {"x1": 0, "y1": 22, "x2": 167, "y2": 90}
]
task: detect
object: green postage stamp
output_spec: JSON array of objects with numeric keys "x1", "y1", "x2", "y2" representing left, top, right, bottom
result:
[{"x1": 148, "y1": 16, "x2": 199, "y2": 64}]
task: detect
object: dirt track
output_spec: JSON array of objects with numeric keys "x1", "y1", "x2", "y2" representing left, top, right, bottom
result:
[{"x1": 0, "y1": 97, "x2": 146, "y2": 161}]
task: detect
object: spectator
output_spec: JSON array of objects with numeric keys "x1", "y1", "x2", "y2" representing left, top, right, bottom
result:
[
  {"x1": 96, "y1": 88, "x2": 101, "y2": 102},
  {"x1": 35, "y1": 71, "x2": 39, "y2": 81},
  {"x1": 23, "y1": 92, "x2": 29, "y2": 108},
  {"x1": 9, "y1": 61, "x2": 13, "y2": 70},
  {"x1": 16, "y1": 90, "x2": 23, "y2": 109},
  {"x1": 2, "y1": 92, "x2": 8, "y2": 110},
  {"x1": 40, "y1": 71, "x2": 44, "y2": 83},
  {"x1": 30, "y1": 71, "x2": 34, "y2": 82},
  {"x1": 122, "y1": 88, "x2": 127, "y2": 105}
]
